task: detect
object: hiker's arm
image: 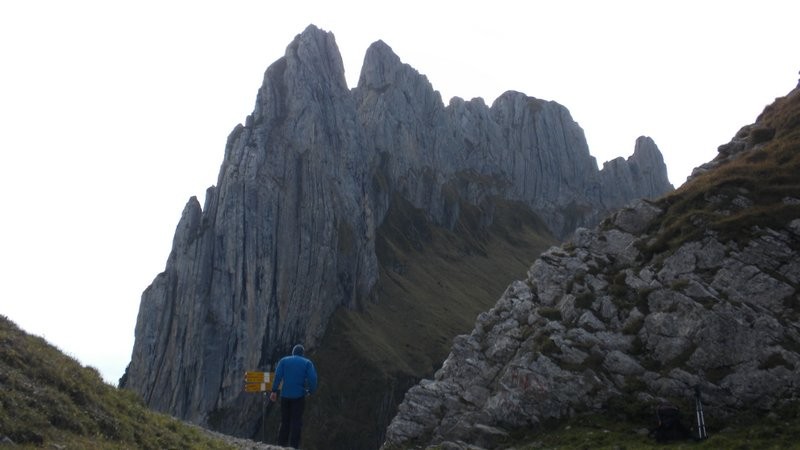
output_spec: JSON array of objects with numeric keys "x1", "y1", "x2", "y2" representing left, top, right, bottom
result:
[
  {"x1": 270, "y1": 360, "x2": 284, "y2": 401},
  {"x1": 306, "y1": 361, "x2": 318, "y2": 395}
]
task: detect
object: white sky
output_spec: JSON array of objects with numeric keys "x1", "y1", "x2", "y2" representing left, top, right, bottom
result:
[{"x1": 1, "y1": 0, "x2": 797, "y2": 385}]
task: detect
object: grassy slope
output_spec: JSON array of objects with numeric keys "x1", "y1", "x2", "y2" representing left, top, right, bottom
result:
[
  {"x1": 501, "y1": 405, "x2": 800, "y2": 450},
  {"x1": 0, "y1": 315, "x2": 234, "y2": 450},
  {"x1": 644, "y1": 87, "x2": 800, "y2": 256},
  {"x1": 298, "y1": 196, "x2": 558, "y2": 450},
  {"x1": 490, "y1": 88, "x2": 800, "y2": 449}
]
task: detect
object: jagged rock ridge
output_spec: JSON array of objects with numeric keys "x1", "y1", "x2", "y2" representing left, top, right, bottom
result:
[
  {"x1": 384, "y1": 86, "x2": 800, "y2": 449},
  {"x1": 122, "y1": 24, "x2": 672, "y2": 443}
]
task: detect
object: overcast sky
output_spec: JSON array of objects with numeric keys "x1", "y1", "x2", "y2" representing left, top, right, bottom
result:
[{"x1": 1, "y1": 1, "x2": 797, "y2": 384}]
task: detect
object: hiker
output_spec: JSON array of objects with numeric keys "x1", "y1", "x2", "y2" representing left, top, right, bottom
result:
[{"x1": 270, "y1": 344, "x2": 318, "y2": 448}]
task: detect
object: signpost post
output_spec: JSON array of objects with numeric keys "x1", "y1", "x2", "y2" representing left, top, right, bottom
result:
[{"x1": 243, "y1": 369, "x2": 274, "y2": 443}]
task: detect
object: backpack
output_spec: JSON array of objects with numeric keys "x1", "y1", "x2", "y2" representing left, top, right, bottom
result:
[{"x1": 652, "y1": 402, "x2": 691, "y2": 442}]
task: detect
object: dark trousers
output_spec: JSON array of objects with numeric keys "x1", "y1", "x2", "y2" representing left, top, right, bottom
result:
[{"x1": 278, "y1": 396, "x2": 305, "y2": 448}]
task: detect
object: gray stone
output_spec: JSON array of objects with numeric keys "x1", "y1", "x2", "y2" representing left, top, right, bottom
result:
[
  {"x1": 577, "y1": 311, "x2": 606, "y2": 331},
  {"x1": 589, "y1": 229, "x2": 639, "y2": 264},
  {"x1": 657, "y1": 242, "x2": 701, "y2": 282},
  {"x1": 603, "y1": 350, "x2": 645, "y2": 376},
  {"x1": 711, "y1": 260, "x2": 793, "y2": 314},
  {"x1": 790, "y1": 219, "x2": 800, "y2": 235},
  {"x1": 612, "y1": 200, "x2": 663, "y2": 235},
  {"x1": 594, "y1": 331, "x2": 635, "y2": 352}
]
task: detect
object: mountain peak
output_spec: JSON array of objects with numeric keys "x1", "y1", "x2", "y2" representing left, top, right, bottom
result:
[
  {"x1": 250, "y1": 23, "x2": 348, "y2": 127},
  {"x1": 358, "y1": 39, "x2": 403, "y2": 91}
]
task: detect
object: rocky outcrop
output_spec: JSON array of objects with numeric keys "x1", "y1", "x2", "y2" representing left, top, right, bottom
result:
[
  {"x1": 383, "y1": 77, "x2": 800, "y2": 447},
  {"x1": 122, "y1": 24, "x2": 672, "y2": 440},
  {"x1": 384, "y1": 197, "x2": 800, "y2": 449}
]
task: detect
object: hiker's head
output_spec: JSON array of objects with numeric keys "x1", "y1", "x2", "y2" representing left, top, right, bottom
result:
[{"x1": 292, "y1": 344, "x2": 304, "y2": 356}]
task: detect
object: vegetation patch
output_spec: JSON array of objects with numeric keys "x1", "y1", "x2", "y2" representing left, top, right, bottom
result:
[
  {"x1": 704, "y1": 365, "x2": 735, "y2": 384},
  {"x1": 759, "y1": 352, "x2": 795, "y2": 371},
  {"x1": 621, "y1": 316, "x2": 645, "y2": 336},
  {"x1": 607, "y1": 273, "x2": 653, "y2": 316},
  {"x1": 557, "y1": 350, "x2": 604, "y2": 373},
  {"x1": 640, "y1": 356, "x2": 663, "y2": 372},
  {"x1": 608, "y1": 270, "x2": 630, "y2": 303},
  {"x1": 695, "y1": 296, "x2": 717, "y2": 310},
  {"x1": 0, "y1": 315, "x2": 234, "y2": 449},
  {"x1": 486, "y1": 399, "x2": 800, "y2": 450},
  {"x1": 670, "y1": 279, "x2": 690, "y2": 291},
  {"x1": 781, "y1": 336, "x2": 800, "y2": 355},
  {"x1": 665, "y1": 344, "x2": 698, "y2": 373},
  {"x1": 635, "y1": 288, "x2": 653, "y2": 314},
  {"x1": 538, "y1": 307, "x2": 563, "y2": 321},
  {"x1": 539, "y1": 337, "x2": 560, "y2": 357},
  {"x1": 643, "y1": 89, "x2": 800, "y2": 256},
  {"x1": 629, "y1": 335, "x2": 645, "y2": 356},
  {"x1": 574, "y1": 292, "x2": 594, "y2": 310}
]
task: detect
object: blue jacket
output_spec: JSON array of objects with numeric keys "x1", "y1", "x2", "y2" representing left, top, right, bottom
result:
[{"x1": 272, "y1": 354, "x2": 318, "y2": 399}]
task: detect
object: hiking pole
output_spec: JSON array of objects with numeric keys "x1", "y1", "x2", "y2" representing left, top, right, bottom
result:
[
  {"x1": 262, "y1": 365, "x2": 273, "y2": 444},
  {"x1": 694, "y1": 385, "x2": 708, "y2": 440},
  {"x1": 262, "y1": 391, "x2": 267, "y2": 443}
]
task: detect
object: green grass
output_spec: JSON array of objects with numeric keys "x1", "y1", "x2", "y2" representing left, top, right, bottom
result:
[
  {"x1": 499, "y1": 406, "x2": 800, "y2": 450},
  {"x1": 409, "y1": 405, "x2": 800, "y2": 450},
  {"x1": 299, "y1": 194, "x2": 558, "y2": 450},
  {"x1": 0, "y1": 315, "x2": 234, "y2": 450}
]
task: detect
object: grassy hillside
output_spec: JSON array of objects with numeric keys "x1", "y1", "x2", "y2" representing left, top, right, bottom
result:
[
  {"x1": 643, "y1": 86, "x2": 800, "y2": 257},
  {"x1": 298, "y1": 195, "x2": 558, "y2": 450},
  {"x1": 488, "y1": 405, "x2": 800, "y2": 449},
  {"x1": 0, "y1": 315, "x2": 236, "y2": 449}
]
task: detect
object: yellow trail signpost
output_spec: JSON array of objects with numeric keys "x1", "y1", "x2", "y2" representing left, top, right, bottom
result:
[
  {"x1": 244, "y1": 369, "x2": 275, "y2": 443},
  {"x1": 244, "y1": 371, "x2": 273, "y2": 392}
]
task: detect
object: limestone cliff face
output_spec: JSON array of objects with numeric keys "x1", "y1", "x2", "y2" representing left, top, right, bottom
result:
[
  {"x1": 122, "y1": 24, "x2": 672, "y2": 437},
  {"x1": 384, "y1": 87, "x2": 800, "y2": 449},
  {"x1": 124, "y1": 27, "x2": 377, "y2": 425}
]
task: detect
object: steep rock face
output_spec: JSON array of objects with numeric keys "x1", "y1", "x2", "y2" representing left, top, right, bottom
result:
[
  {"x1": 123, "y1": 24, "x2": 673, "y2": 440},
  {"x1": 355, "y1": 39, "x2": 673, "y2": 238},
  {"x1": 383, "y1": 88, "x2": 800, "y2": 449},
  {"x1": 125, "y1": 25, "x2": 378, "y2": 424}
]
